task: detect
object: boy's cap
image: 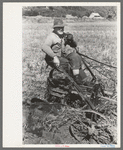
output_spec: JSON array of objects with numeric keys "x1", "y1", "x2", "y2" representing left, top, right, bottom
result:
[{"x1": 53, "y1": 18, "x2": 65, "y2": 28}]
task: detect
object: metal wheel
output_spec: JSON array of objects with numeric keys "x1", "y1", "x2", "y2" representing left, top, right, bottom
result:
[{"x1": 69, "y1": 110, "x2": 114, "y2": 144}]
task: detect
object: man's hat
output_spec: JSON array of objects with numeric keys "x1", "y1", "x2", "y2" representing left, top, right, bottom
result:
[{"x1": 53, "y1": 18, "x2": 65, "y2": 28}]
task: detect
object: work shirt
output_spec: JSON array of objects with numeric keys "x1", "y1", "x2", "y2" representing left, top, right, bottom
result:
[{"x1": 42, "y1": 32, "x2": 76, "y2": 58}]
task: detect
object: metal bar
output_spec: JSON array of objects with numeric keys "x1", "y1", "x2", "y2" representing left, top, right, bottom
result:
[
  {"x1": 80, "y1": 56, "x2": 96, "y2": 80},
  {"x1": 75, "y1": 50, "x2": 117, "y2": 69},
  {"x1": 57, "y1": 66, "x2": 95, "y2": 110}
]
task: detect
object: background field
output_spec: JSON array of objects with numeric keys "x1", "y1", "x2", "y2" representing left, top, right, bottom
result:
[
  {"x1": 22, "y1": 17, "x2": 117, "y2": 103},
  {"x1": 22, "y1": 16, "x2": 117, "y2": 144}
]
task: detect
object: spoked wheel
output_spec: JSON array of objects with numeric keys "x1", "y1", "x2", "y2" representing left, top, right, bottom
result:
[{"x1": 69, "y1": 110, "x2": 114, "y2": 144}]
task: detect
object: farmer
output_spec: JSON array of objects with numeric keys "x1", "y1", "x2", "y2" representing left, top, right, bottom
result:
[{"x1": 42, "y1": 18, "x2": 87, "y2": 85}]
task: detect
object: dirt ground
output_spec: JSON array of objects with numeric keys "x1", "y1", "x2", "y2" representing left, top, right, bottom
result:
[
  {"x1": 23, "y1": 101, "x2": 83, "y2": 144},
  {"x1": 22, "y1": 95, "x2": 117, "y2": 145}
]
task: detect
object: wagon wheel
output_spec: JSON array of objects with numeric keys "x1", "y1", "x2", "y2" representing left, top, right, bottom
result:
[{"x1": 69, "y1": 110, "x2": 114, "y2": 144}]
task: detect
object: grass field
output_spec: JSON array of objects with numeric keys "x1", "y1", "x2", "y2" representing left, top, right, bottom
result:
[
  {"x1": 22, "y1": 17, "x2": 117, "y2": 144},
  {"x1": 22, "y1": 17, "x2": 117, "y2": 103}
]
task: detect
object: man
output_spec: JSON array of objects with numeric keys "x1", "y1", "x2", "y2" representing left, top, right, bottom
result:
[{"x1": 42, "y1": 18, "x2": 87, "y2": 85}]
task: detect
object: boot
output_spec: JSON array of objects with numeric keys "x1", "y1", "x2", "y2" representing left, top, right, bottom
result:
[{"x1": 74, "y1": 74, "x2": 83, "y2": 85}]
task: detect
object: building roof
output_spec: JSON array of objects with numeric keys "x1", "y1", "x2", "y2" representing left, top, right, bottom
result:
[{"x1": 89, "y1": 13, "x2": 101, "y2": 18}]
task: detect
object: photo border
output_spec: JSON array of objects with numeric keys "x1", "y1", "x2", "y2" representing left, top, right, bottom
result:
[{"x1": 1, "y1": 0, "x2": 122, "y2": 149}]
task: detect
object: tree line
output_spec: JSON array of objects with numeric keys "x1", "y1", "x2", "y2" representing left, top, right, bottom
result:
[{"x1": 22, "y1": 6, "x2": 117, "y2": 20}]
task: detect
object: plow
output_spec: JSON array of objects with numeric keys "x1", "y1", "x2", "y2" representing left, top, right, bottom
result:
[{"x1": 26, "y1": 51, "x2": 117, "y2": 144}]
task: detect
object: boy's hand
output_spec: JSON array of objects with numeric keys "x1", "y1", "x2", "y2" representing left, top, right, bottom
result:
[{"x1": 53, "y1": 56, "x2": 60, "y2": 67}]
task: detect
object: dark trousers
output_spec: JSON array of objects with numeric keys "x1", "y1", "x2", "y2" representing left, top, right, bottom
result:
[{"x1": 45, "y1": 52, "x2": 87, "y2": 80}]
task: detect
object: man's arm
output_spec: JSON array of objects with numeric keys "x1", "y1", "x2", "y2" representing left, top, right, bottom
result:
[
  {"x1": 42, "y1": 35, "x2": 56, "y2": 58},
  {"x1": 42, "y1": 34, "x2": 60, "y2": 66}
]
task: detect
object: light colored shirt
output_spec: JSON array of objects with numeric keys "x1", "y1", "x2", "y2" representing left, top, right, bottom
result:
[{"x1": 42, "y1": 32, "x2": 75, "y2": 58}]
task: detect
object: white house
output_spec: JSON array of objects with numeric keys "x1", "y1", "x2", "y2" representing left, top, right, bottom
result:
[{"x1": 89, "y1": 13, "x2": 104, "y2": 19}]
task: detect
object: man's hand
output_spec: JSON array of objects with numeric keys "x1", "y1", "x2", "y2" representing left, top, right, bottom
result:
[
  {"x1": 75, "y1": 46, "x2": 80, "y2": 53},
  {"x1": 53, "y1": 56, "x2": 60, "y2": 67}
]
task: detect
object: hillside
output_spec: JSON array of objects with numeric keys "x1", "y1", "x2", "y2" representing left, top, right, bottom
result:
[{"x1": 22, "y1": 6, "x2": 117, "y2": 20}]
